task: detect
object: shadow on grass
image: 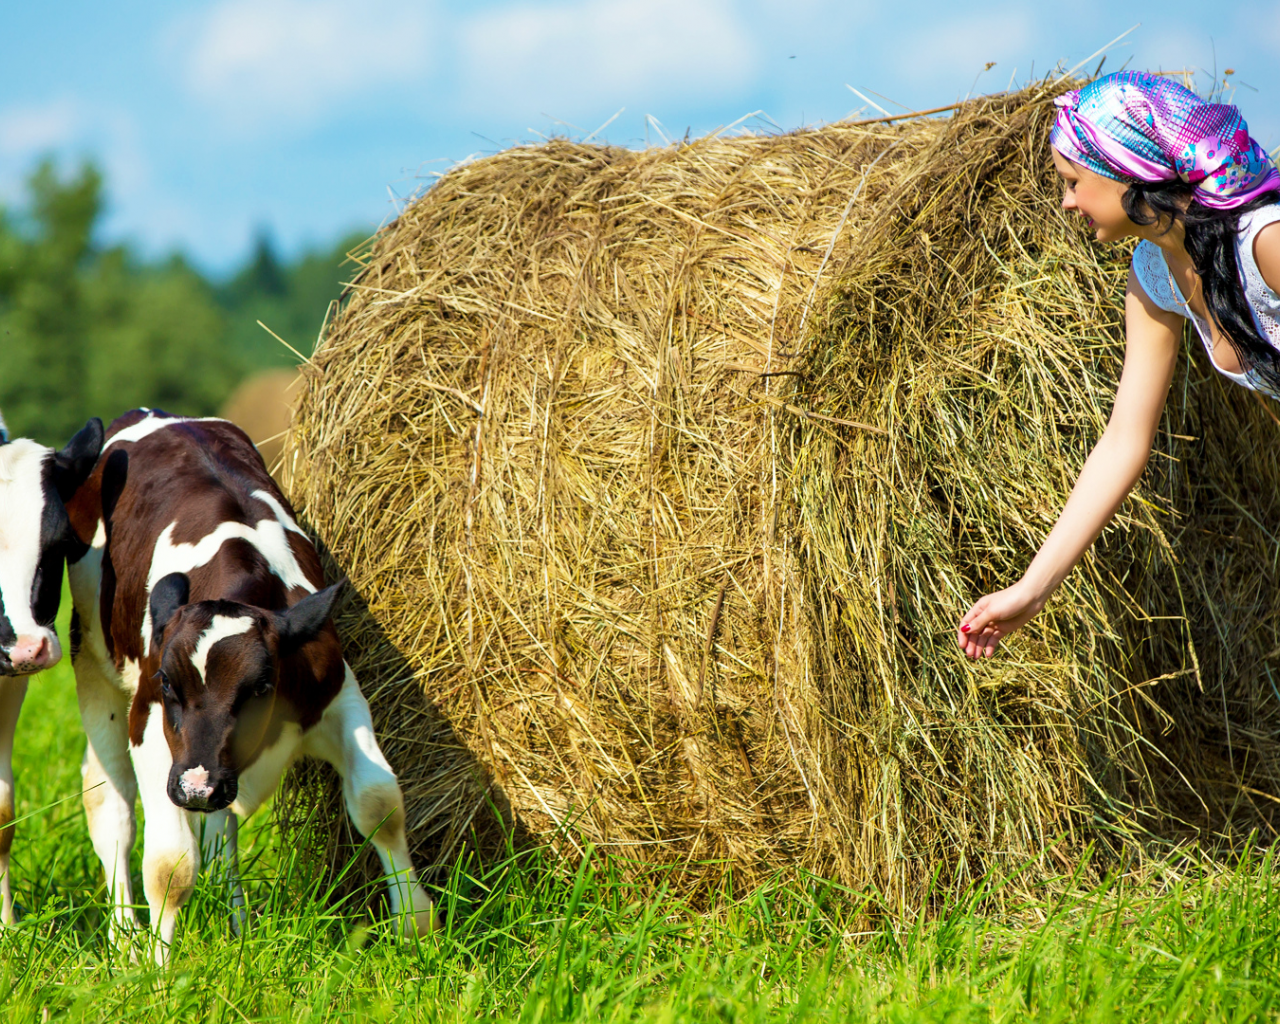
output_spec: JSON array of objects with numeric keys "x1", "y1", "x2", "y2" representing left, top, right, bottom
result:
[{"x1": 273, "y1": 546, "x2": 538, "y2": 924}]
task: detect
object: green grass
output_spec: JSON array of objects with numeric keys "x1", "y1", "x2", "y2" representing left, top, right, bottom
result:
[{"x1": 4, "y1": 596, "x2": 1280, "y2": 1022}]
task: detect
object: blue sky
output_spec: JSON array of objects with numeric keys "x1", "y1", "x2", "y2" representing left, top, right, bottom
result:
[{"x1": 2, "y1": 1, "x2": 1277, "y2": 275}]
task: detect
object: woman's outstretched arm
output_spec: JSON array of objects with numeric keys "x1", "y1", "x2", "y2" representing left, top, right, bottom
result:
[{"x1": 957, "y1": 266, "x2": 1183, "y2": 659}]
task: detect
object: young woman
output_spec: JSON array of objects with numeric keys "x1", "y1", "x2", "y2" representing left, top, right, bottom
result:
[{"x1": 958, "y1": 71, "x2": 1280, "y2": 659}]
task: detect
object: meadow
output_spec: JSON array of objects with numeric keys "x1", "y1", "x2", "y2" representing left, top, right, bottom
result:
[{"x1": 0, "y1": 595, "x2": 1276, "y2": 1023}]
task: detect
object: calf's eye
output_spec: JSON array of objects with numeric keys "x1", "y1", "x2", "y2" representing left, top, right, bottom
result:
[{"x1": 155, "y1": 672, "x2": 176, "y2": 701}]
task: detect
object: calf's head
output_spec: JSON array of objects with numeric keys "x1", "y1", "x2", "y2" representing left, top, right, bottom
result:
[
  {"x1": 147, "y1": 572, "x2": 343, "y2": 812},
  {"x1": 0, "y1": 418, "x2": 103, "y2": 676}
]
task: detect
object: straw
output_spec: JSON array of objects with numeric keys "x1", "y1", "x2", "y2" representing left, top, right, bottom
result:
[{"x1": 279, "y1": 81, "x2": 1280, "y2": 912}]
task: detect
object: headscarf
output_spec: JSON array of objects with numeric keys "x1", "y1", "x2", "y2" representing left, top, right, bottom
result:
[{"x1": 1050, "y1": 71, "x2": 1280, "y2": 210}]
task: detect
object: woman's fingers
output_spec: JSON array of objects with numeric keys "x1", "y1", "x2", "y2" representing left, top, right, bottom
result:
[
  {"x1": 965, "y1": 630, "x2": 999, "y2": 659},
  {"x1": 979, "y1": 628, "x2": 1002, "y2": 657},
  {"x1": 959, "y1": 600, "x2": 1008, "y2": 659},
  {"x1": 958, "y1": 584, "x2": 1044, "y2": 659},
  {"x1": 958, "y1": 599, "x2": 990, "y2": 648}
]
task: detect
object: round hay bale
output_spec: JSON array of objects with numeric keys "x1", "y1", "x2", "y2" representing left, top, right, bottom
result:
[
  {"x1": 281, "y1": 84, "x2": 1280, "y2": 909},
  {"x1": 220, "y1": 367, "x2": 302, "y2": 480}
]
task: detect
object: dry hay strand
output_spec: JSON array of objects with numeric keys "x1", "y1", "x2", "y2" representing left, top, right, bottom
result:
[{"x1": 279, "y1": 82, "x2": 1280, "y2": 913}]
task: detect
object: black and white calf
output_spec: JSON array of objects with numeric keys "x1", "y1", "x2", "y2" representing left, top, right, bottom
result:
[
  {"x1": 65, "y1": 410, "x2": 434, "y2": 960},
  {"x1": 0, "y1": 411, "x2": 104, "y2": 924}
]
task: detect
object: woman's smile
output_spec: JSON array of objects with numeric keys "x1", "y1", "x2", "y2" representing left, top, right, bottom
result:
[{"x1": 1051, "y1": 148, "x2": 1137, "y2": 242}]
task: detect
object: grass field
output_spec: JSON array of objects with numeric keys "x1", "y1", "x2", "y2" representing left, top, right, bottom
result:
[{"x1": 4, "y1": 595, "x2": 1280, "y2": 1022}]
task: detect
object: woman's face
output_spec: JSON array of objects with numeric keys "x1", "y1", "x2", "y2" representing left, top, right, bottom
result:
[{"x1": 1051, "y1": 149, "x2": 1135, "y2": 242}]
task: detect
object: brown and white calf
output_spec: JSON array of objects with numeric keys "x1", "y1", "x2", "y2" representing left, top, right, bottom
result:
[
  {"x1": 0, "y1": 412, "x2": 103, "y2": 924},
  {"x1": 65, "y1": 410, "x2": 434, "y2": 959}
]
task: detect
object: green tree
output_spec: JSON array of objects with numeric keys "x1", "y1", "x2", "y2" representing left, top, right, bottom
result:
[
  {"x1": 218, "y1": 228, "x2": 369, "y2": 370},
  {"x1": 0, "y1": 160, "x2": 369, "y2": 445},
  {"x1": 0, "y1": 161, "x2": 99, "y2": 444},
  {"x1": 0, "y1": 160, "x2": 240, "y2": 445},
  {"x1": 83, "y1": 251, "x2": 237, "y2": 419}
]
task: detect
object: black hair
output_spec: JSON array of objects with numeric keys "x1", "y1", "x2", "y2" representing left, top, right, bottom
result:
[{"x1": 1122, "y1": 181, "x2": 1280, "y2": 390}]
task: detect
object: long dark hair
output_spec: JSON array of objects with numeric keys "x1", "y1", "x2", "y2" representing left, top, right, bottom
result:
[{"x1": 1122, "y1": 182, "x2": 1280, "y2": 388}]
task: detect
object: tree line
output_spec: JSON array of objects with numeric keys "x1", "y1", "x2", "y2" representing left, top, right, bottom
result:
[{"x1": 0, "y1": 160, "x2": 367, "y2": 446}]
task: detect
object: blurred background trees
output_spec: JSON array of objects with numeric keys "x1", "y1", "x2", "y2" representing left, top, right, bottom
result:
[{"x1": 0, "y1": 159, "x2": 366, "y2": 446}]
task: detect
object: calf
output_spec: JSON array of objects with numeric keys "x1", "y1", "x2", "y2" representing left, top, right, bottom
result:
[
  {"x1": 0, "y1": 412, "x2": 103, "y2": 924},
  {"x1": 65, "y1": 410, "x2": 434, "y2": 959}
]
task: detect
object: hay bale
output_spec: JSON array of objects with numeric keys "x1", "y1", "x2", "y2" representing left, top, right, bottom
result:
[{"x1": 281, "y1": 84, "x2": 1280, "y2": 909}]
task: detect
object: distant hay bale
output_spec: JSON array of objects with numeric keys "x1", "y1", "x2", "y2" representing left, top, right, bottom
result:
[
  {"x1": 281, "y1": 83, "x2": 1280, "y2": 910},
  {"x1": 220, "y1": 367, "x2": 301, "y2": 480}
]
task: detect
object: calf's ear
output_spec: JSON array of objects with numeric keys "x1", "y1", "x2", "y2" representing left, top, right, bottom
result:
[
  {"x1": 150, "y1": 572, "x2": 191, "y2": 651},
  {"x1": 52, "y1": 418, "x2": 104, "y2": 500},
  {"x1": 276, "y1": 580, "x2": 346, "y2": 657}
]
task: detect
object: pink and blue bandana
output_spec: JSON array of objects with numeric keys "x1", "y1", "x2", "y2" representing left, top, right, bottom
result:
[{"x1": 1050, "y1": 71, "x2": 1280, "y2": 210}]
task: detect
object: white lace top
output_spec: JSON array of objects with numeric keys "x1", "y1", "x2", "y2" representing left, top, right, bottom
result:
[{"x1": 1131, "y1": 204, "x2": 1280, "y2": 400}]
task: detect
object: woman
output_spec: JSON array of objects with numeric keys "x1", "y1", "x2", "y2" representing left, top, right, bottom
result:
[{"x1": 958, "y1": 71, "x2": 1280, "y2": 659}]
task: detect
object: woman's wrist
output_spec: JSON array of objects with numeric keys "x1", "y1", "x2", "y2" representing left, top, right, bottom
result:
[{"x1": 1013, "y1": 572, "x2": 1054, "y2": 610}]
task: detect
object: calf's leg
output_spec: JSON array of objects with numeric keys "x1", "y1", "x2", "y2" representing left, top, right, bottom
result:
[
  {"x1": 200, "y1": 809, "x2": 245, "y2": 934},
  {"x1": 0, "y1": 677, "x2": 28, "y2": 926},
  {"x1": 302, "y1": 664, "x2": 436, "y2": 935},
  {"x1": 132, "y1": 708, "x2": 199, "y2": 964},
  {"x1": 76, "y1": 663, "x2": 140, "y2": 937}
]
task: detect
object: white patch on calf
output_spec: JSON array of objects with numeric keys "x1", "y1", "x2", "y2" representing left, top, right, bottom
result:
[
  {"x1": 130, "y1": 706, "x2": 200, "y2": 961},
  {"x1": 250, "y1": 490, "x2": 308, "y2": 538},
  {"x1": 68, "y1": 519, "x2": 110, "y2": 664},
  {"x1": 103, "y1": 412, "x2": 227, "y2": 453},
  {"x1": 120, "y1": 659, "x2": 143, "y2": 698},
  {"x1": 0, "y1": 440, "x2": 60, "y2": 654},
  {"x1": 131, "y1": 703, "x2": 181, "y2": 801},
  {"x1": 142, "y1": 519, "x2": 317, "y2": 655},
  {"x1": 190, "y1": 615, "x2": 255, "y2": 683}
]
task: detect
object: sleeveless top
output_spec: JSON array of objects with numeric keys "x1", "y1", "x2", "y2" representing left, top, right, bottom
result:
[{"x1": 1131, "y1": 204, "x2": 1280, "y2": 400}]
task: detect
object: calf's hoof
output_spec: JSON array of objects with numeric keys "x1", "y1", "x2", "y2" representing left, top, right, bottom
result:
[{"x1": 395, "y1": 893, "x2": 440, "y2": 937}]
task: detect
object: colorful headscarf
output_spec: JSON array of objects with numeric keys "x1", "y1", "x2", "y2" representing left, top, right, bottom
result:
[{"x1": 1050, "y1": 71, "x2": 1280, "y2": 210}]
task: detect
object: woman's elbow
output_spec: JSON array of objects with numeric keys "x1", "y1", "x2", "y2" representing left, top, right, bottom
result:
[{"x1": 1094, "y1": 425, "x2": 1156, "y2": 483}]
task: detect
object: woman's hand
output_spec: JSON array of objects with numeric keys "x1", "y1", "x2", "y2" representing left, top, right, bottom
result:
[
  {"x1": 956, "y1": 267, "x2": 1182, "y2": 661},
  {"x1": 957, "y1": 582, "x2": 1046, "y2": 659}
]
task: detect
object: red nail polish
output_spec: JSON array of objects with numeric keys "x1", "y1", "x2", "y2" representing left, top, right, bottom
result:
[{"x1": 961, "y1": 624, "x2": 971, "y2": 633}]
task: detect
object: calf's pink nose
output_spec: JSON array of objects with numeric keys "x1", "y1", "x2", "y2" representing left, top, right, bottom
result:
[
  {"x1": 9, "y1": 635, "x2": 55, "y2": 672},
  {"x1": 180, "y1": 766, "x2": 213, "y2": 800}
]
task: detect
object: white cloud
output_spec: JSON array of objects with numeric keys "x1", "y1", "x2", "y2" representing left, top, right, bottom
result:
[
  {"x1": 458, "y1": 0, "x2": 757, "y2": 117},
  {"x1": 173, "y1": 0, "x2": 434, "y2": 126},
  {"x1": 0, "y1": 98, "x2": 83, "y2": 159},
  {"x1": 0, "y1": 99, "x2": 151, "y2": 216}
]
